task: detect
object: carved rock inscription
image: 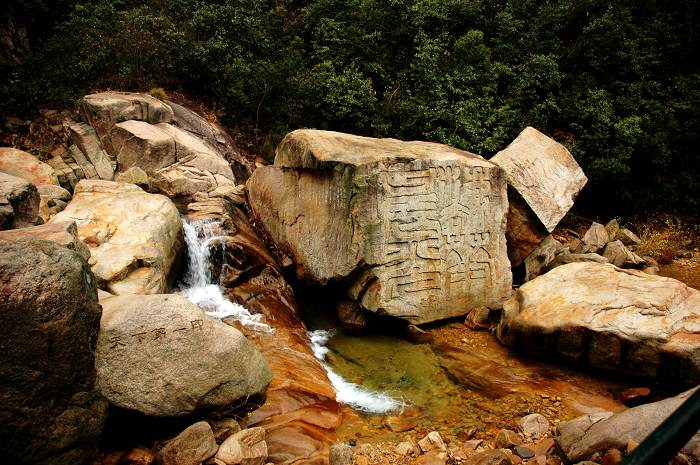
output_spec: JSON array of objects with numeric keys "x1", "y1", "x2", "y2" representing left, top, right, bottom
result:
[{"x1": 360, "y1": 160, "x2": 511, "y2": 322}]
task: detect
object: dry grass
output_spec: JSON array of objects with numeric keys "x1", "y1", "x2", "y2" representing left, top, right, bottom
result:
[
  {"x1": 636, "y1": 218, "x2": 694, "y2": 264},
  {"x1": 148, "y1": 87, "x2": 168, "y2": 101}
]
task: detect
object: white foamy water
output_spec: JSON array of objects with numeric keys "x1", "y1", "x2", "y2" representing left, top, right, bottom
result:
[
  {"x1": 181, "y1": 219, "x2": 270, "y2": 332},
  {"x1": 308, "y1": 329, "x2": 406, "y2": 414}
]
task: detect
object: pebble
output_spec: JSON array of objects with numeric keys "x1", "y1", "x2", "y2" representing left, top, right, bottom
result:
[
  {"x1": 513, "y1": 445, "x2": 535, "y2": 459},
  {"x1": 329, "y1": 443, "x2": 353, "y2": 465},
  {"x1": 494, "y1": 429, "x2": 521, "y2": 449},
  {"x1": 119, "y1": 448, "x2": 156, "y2": 465},
  {"x1": 600, "y1": 448, "x2": 622, "y2": 465},
  {"x1": 418, "y1": 431, "x2": 447, "y2": 453},
  {"x1": 518, "y1": 413, "x2": 550, "y2": 436}
]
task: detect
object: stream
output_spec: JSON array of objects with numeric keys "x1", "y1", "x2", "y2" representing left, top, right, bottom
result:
[{"x1": 178, "y1": 218, "x2": 652, "y2": 447}]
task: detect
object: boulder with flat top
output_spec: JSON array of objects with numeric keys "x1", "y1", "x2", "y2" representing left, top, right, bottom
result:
[
  {"x1": 248, "y1": 129, "x2": 512, "y2": 324},
  {"x1": 497, "y1": 262, "x2": 700, "y2": 384}
]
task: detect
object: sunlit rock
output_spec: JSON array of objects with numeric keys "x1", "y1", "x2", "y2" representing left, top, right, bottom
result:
[
  {"x1": 50, "y1": 180, "x2": 181, "y2": 294},
  {"x1": 248, "y1": 129, "x2": 512, "y2": 324},
  {"x1": 96, "y1": 294, "x2": 272, "y2": 417},
  {"x1": 497, "y1": 262, "x2": 700, "y2": 384},
  {"x1": 491, "y1": 127, "x2": 587, "y2": 266}
]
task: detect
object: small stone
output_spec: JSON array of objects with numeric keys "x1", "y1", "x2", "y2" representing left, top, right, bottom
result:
[
  {"x1": 463, "y1": 449, "x2": 512, "y2": 465},
  {"x1": 600, "y1": 448, "x2": 622, "y2": 465},
  {"x1": 329, "y1": 443, "x2": 353, "y2": 465},
  {"x1": 462, "y1": 426, "x2": 478, "y2": 440},
  {"x1": 120, "y1": 448, "x2": 157, "y2": 465},
  {"x1": 415, "y1": 451, "x2": 448, "y2": 465},
  {"x1": 211, "y1": 418, "x2": 241, "y2": 443},
  {"x1": 604, "y1": 219, "x2": 621, "y2": 242},
  {"x1": 626, "y1": 439, "x2": 639, "y2": 455},
  {"x1": 418, "y1": 431, "x2": 447, "y2": 452},
  {"x1": 615, "y1": 228, "x2": 641, "y2": 246},
  {"x1": 518, "y1": 413, "x2": 550, "y2": 436},
  {"x1": 530, "y1": 438, "x2": 555, "y2": 456},
  {"x1": 406, "y1": 324, "x2": 433, "y2": 344},
  {"x1": 354, "y1": 455, "x2": 369, "y2": 465},
  {"x1": 464, "y1": 306, "x2": 491, "y2": 330},
  {"x1": 513, "y1": 446, "x2": 535, "y2": 459},
  {"x1": 620, "y1": 387, "x2": 650, "y2": 406},
  {"x1": 494, "y1": 429, "x2": 521, "y2": 449},
  {"x1": 464, "y1": 439, "x2": 483, "y2": 451},
  {"x1": 215, "y1": 427, "x2": 267, "y2": 465},
  {"x1": 530, "y1": 457, "x2": 547, "y2": 465},
  {"x1": 385, "y1": 415, "x2": 417, "y2": 432},
  {"x1": 394, "y1": 441, "x2": 419, "y2": 457},
  {"x1": 670, "y1": 453, "x2": 692, "y2": 465},
  {"x1": 581, "y1": 222, "x2": 609, "y2": 252},
  {"x1": 159, "y1": 421, "x2": 218, "y2": 465}
]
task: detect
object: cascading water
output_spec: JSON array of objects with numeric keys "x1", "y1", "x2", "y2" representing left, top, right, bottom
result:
[
  {"x1": 309, "y1": 329, "x2": 406, "y2": 414},
  {"x1": 180, "y1": 218, "x2": 270, "y2": 331},
  {"x1": 181, "y1": 218, "x2": 403, "y2": 414}
]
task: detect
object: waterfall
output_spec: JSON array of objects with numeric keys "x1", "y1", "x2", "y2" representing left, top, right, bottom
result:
[
  {"x1": 308, "y1": 329, "x2": 406, "y2": 414},
  {"x1": 180, "y1": 219, "x2": 270, "y2": 332}
]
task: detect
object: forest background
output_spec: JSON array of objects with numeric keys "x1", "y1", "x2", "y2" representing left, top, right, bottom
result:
[{"x1": 2, "y1": 0, "x2": 699, "y2": 214}]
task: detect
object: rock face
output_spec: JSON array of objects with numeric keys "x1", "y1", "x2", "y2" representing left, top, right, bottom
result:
[
  {"x1": 96, "y1": 294, "x2": 272, "y2": 417},
  {"x1": 0, "y1": 221, "x2": 90, "y2": 261},
  {"x1": 0, "y1": 147, "x2": 59, "y2": 185},
  {"x1": 50, "y1": 180, "x2": 181, "y2": 294},
  {"x1": 79, "y1": 91, "x2": 175, "y2": 155},
  {"x1": 77, "y1": 92, "x2": 250, "y2": 206},
  {"x1": 0, "y1": 239, "x2": 107, "y2": 465},
  {"x1": 491, "y1": 127, "x2": 587, "y2": 266},
  {"x1": 248, "y1": 129, "x2": 512, "y2": 324},
  {"x1": 0, "y1": 171, "x2": 41, "y2": 229},
  {"x1": 556, "y1": 387, "x2": 700, "y2": 463},
  {"x1": 110, "y1": 120, "x2": 238, "y2": 202},
  {"x1": 497, "y1": 262, "x2": 700, "y2": 384}
]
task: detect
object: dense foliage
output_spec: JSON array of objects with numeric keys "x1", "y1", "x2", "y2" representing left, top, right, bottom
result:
[{"x1": 2, "y1": 0, "x2": 699, "y2": 213}]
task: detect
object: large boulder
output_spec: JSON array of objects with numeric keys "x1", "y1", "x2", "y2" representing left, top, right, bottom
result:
[
  {"x1": 0, "y1": 239, "x2": 107, "y2": 465},
  {"x1": 0, "y1": 221, "x2": 90, "y2": 261},
  {"x1": 497, "y1": 262, "x2": 700, "y2": 384},
  {"x1": 556, "y1": 387, "x2": 700, "y2": 463},
  {"x1": 491, "y1": 127, "x2": 587, "y2": 266},
  {"x1": 96, "y1": 294, "x2": 272, "y2": 417},
  {"x1": 79, "y1": 91, "x2": 174, "y2": 155},
  {"x1": 0, "y1": 147, "x2": 59, "y2": 185},
  {"x1": 0, "y1": 171, "x2": 41, "y2": 229},
  {"x1": 248, "y1": 129, "x2": 512, "y2": 324},
  {"x1": 50, "y1": 180, "x2": 181, "y2": 294}
]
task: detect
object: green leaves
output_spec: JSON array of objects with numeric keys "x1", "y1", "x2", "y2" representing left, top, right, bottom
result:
[{"x1": 2, "y1": 0, "x2": 699, "y2": 212}]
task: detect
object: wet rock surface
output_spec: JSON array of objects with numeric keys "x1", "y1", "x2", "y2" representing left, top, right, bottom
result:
[
  {"x1": 249, "y1": 129, "x2": 512, "y2": 324},
  {"x1": 190, "y1": 206, "x2": 342, "y2": 464}
]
